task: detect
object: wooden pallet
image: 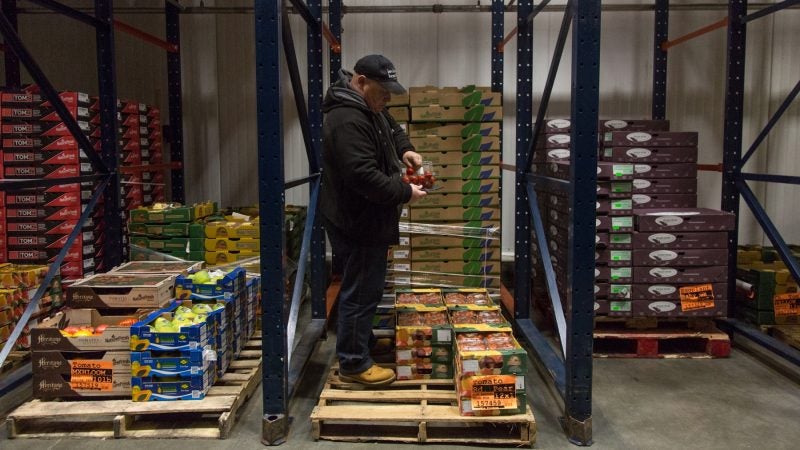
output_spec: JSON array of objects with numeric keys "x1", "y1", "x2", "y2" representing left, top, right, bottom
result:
[
  {"x1": 594, "y1": 316, "x2": 717, "y2": 331},
  {"x1": 310, "y1": 367, "x2": 536, "y2": 447},
  {"x1": 5, "y1": 337, "x2": 262, "y2": 439},
  {"x1": 768, "y1": 325, "x2": 800, "y2": 351},
  {"x1": 594, "y1": 324, "x2": 731, "y2": 359}
]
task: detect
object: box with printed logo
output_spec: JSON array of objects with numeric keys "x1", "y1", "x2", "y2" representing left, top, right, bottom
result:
[
  {"x1": 630, "y1": 178, "x2": 697, "y2": 194},
  {"x1": 130, "y1": 236, "x2": 204, "y2": 253},
  {"x1": 633, "y1": 248, "x2": 728, "y2": 266},
  {"x1": 408, "y1": 122, "x2": 501, "y2": 138},
  {"x1": 634, "y1": 209, "x2": 736, "y2": 232},
  {"x1": 387, "y1": 106, "x2": 409, "y2": 122},
  {"x1": 597, "y1": 181, "x2": 633, "y2": 198},
  {"x1": 2, "y1": 163, "x2": 93, "y2": 179},
  {"x1": 203, "y1": 238, "x2": 260, "y2": 252},
  {"x1": 32, "y1": 372, "x2": 131, "y2": 399},
  {"x1": 420, "y1": 150, "x2": 501, "y2": 167},
  {"x1": 632, "y1": 231, "x2": 728, "y2": 249},
  {"x1": 396, "y1": 362, "x2": 453, "y2": 380},
  {"x1": 410, "y1": 135, "x2": 500, "y2": 152},
  {"x1": 410, "y1": 231, "x2": 500, "y2": 249},
  {"x1": 31, "y1": 350, "x2": 131, "y2": 375},
  {"x1": 67, "y1": 273, "x2": 176, "y2": 309},
  {"x1": 0, "y1": 92, "x2": 42, "y2": 106},
  {"x1": 409, "y1": 86, "x2": 501, "y2": 107},
  {"x1": 633, "y1": 266, "x2": 728, "y2": 284},
  {"x1": 604, "y1": 131, "x2": 698, "y2": 148},
  {"x1": 631, "y1": 283, "x2": 728, "y2": 301},
  {"x1": 0, "y1": 107, "x2": 41, "y2": 121},
  {"x1": 631, "y1": 193, "x2": 697, "y2": 209},
  {"x1": 534, "y1": 132, "x2": 571, "y2": 150},
  {"x1": 632, "y1": 299, "x2": 727, "y2": 317},
  {"x1": 414, "y1": 192, "x2": 499, "y2": 208},
  {"x1": 434, "y1": 178, "x2": 500, "y2": 194},
  {"x1": 432, "y1": 164, "x2": 500, "y2": 180},
  {"x1": 411, "y1": 260, "x2": 501, "y2": 277},
  {"x1": 454, "y1": 327, "x2": 526, "y2": 378},
  {"x1": 633, "y1": 163, "x2": 697, "y2": 179},
  {"x1": 130, "y1": 349, "x2": 212, "y2": 378},
  {"x1": 411, "y1": 105, "x2": 502, "y2": 123},
  {"x1": 599, "y1": 119, "x2": 670, "y2": 132},
  {"x1": 594, "y1": 299, "x2": 632, "y2": 316},
  {"x1": 31, "y1": 308, "x2": 150, "y2": 352},
  {"x1": 411, "y1": 247, "x2": 499, "y2": 262},
  {"x1": 409, "y1": 206, "x2": 501, "y2": 223},
  {"x1": 130, "y1": 362, "x2": 215, "y2": 401},
  {"x1": 601, "y1": 146, "x2": 697, "y2": 163}
]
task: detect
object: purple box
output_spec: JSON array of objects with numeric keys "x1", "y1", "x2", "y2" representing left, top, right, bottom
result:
[
  {"x1": 633, "y1": 266, "x2": 728, "y2": 284},
  {"x1": 632, "y1": 231, "x2": 728, "y2": 249},
  {"x1": 632, "y1": 300, "x2": 727, "y2": 318},
  {"x1": 604, "y1": 131, "x2": 698, "y2": 148},
  {"x1": 608, "y1": 233, "x2": 633, "y2": 250},
  {"x1": 632, "y1": 178, "x2": 697, "y2": 194},
  {"x1": 599, "y1": 119, "x2": 670, "y2": 133},
  {"x1": 631, "y1": 283, "x2": 727, "y2": 301},
  {"x1": 634, "y1": 208, "x2": 736, "y2": 232},
  {"x1": 597, "y1": 249, "x2": 633, "y2": 267},
  {"x1": 601, "y1": 146, "x2": 697, "y2": 163},
  {"x1": 631, "y1": 193, "x2": 697, "y2": 209},
  {"x1": 535, "y1": 133, "x2": 571, "y2": 149},
  {"x1": 633, "y1": 248, "x2": 728, "y2": 266},
  {"x1": 594, "y1": 299, "x2": 633, "y2": 317},
  {"x1": 633, "y1": 163, "x2": 697, "y2": 179}
]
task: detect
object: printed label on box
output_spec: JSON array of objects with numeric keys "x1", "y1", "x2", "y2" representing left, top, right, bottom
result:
[
  {"x1": 679, "y1": 284, "x2": 715, "y2": 311},
  {"x1": 471, "y1": 375, "x2": 518, "y2": 410},
  {"x1": 773, "y1": 293, "x2": 800, "y2": 317},
  {"x1": 70, "y1": 360, "x2": 114, "y2": 391}
]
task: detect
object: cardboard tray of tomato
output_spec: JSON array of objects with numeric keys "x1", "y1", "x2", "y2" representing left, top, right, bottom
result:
[{"x1": 32, "y1": 308, "x2": 151, "y2": 351}]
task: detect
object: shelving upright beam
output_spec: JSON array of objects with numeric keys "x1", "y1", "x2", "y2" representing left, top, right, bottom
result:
[
  {"x1": 652, "y1": 0, "x2": 668, "y2": 119},
  {"x1": 2, "y1": 0, "x2": 19, "y2": 87},
  {"x1": 166, "y1": 1, "x2": 185, "y2": 203}
]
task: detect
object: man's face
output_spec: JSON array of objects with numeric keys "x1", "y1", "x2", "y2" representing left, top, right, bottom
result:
[{"x1": 355, "y1": 75, "x2": 391, "y2": 112}]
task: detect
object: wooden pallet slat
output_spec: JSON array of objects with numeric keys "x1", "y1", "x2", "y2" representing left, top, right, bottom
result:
[
  {"x1": 310, "y1": 367, "x2": 536, "y2": 447},
  {"x1": 593, "y1": 324, "x2": 731, "y2": 359}
]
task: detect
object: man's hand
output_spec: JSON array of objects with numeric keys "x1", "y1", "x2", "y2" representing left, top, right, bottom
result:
[
  {"x1": 402, "y1": 150, "x2": 423, "y2": 170},
  {"x1": 408, "y1": 183, "x2": 427, "y2": 203}
]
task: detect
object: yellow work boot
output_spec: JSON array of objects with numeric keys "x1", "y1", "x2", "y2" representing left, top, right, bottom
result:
[{"x1": 339, "y1": 365, "x2": 396, "y2": 386}]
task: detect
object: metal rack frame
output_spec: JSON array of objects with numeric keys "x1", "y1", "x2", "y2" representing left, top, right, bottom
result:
[{"x1": 0, "y1": 0, "x2": 186, "y2": 393}]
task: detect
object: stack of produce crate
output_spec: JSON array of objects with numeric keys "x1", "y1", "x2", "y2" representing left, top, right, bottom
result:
[
  {"x1": 143, "y1": 106, "x2": 166, "y2": 205},
  {"x1": 403, "y1": 86, "x2": 503, "y2": 289},
  {"x1": 0, "y1": 90, "x2": 99, "y2": 281},
  {"x1": 736, "y1": 245, "x2": 800, "y2": 326},
  {"x1": 32, "y1": 270, "x2": 176, "y2": 399},
  {"x1": 394, "y1": 288, "x2": 454, "y2": 380},
  {"x1": 128, "y1": 201, "x2": 216, "y2": 262},
  {"x1": 0, "y1": 264, "x2": 62, "y2": 351}
]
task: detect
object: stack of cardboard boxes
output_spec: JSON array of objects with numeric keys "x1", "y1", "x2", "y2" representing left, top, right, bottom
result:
[
  {"x1": 0, "y1": 90, "x2": 99, "y2": 281},
  {"x1": 394, "y1": 288, "x2": 454, "y2": 381},
  {"x1": 737, "y1": 245, "x2": 800, "y2": 325},
  {"x1": 398, "y1": 86, "x2": 502, "y2": 289},
  {"x1": 532, "y1": 119, "x2": 734, "y2": 319},
  {"x1": 129, "y1": 202, "x2": 216, "y2": 262},
  {"x1": 0, "y1": 264, "x2": 62, "y2": 351}
]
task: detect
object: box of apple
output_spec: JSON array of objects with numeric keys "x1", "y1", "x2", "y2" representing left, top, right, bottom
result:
[
  {"x1": 402, "y1": 164, "x2": 437, "y2": 190},
  {"x1": 129, "y1": 300, "x2": 214, "y2": 352}
]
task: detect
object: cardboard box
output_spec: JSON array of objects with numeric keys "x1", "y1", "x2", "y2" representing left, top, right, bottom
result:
[
  {"x1": 594, "y1": 299, "x2": 632, "y2": 316},
  {"x1": 409, "y1": 86, "x2": 501, "y2": 107},
  {"x1": 411, "y1": 105, "x2": 502, "y2": 123},
  {"x1": 396, "y1": 345, "x2": 453, "y2": 365},
  {"x1": 32, "y1": 309, "x2": 150, "y2": 351},
  {"x1": 411, "y1": 135, "x2": 501, "y2": 152},
  {"x1": 408, "y1": 122, "x2": 501, "y2": 137},
  {"x1": 128, "y1": 222, "x2": 206, "y2": 238},
  {"x1": 67, "y1": 273, "x2": 176, "y2": 309},
  {"x1": 601, "y1": 146, "x2": 697, "y2": 163},
  {"x1": 631, "y1": 282, "x2": 727, "y2": 301},
  {"x1": 130, "y1": 362, "x2": 215, "y2": 401},
  {"x1": 632, "y1": 299, "x2": 727, "y2": 317},
  {"x1": 396, "y1": 362, "x2": 453, "y2": 380},
  {"x1": 419, "y1": 150, "x2": 501, "y2": 167},
  {"x1": 3, "y1": 163, "x2": 93, "y2": 179},
  {"x1": 410, "y1": 206, "x2": 500, "y2": 222},
  {"x1": 632, "y1": 231, "x2": 728, "y2": 249},
  {"x1": 175, "y1": 267, "x2": 247, "y2": 298},
  {"x1": 387, "y1": 106, "x2": 409, "y2": 122},
  {"x1": 130, "y1": 236, "x2": 204, "y2": 253},
  {"x1": 130, "y1": 349, "x2": 211, "y2": 377},
  {"x1": 631, "y1": 193, "x2": 697, "y2": 209},
  {"x1": 32, "y1": 350, "x2": 131, "y2": 375},
  {"x1": 414, "y1": 192, "x2": 499, "y2": 208},
  {"x1": 412, "y1": 247, "x2": 499, "y2": 262},
  {"x1": 386, "y1": 93, "x2": 409, "y2": 106},
  {"x1": 633, "y1": 163, "x2": 697, "y2": 179},
  {"x1": 204, "y1": 221, "x2": 259, "y2": 239},
  {"x1": 599, "y1": 119, "x2": 670, "y2": 132},
  {"x1": 633, "y1": 265, "x2": 729, "y2": 285},
  {"x1": 111, "y1": 261, "x2": 205, "y2": 275},
  {"x1": 204, "y1": 250, "x2": 258, "y2": 266},
  {"x1": 412, "y1": 260, "x2": 501, "y2": 276},
  {"x1": 604, "y1": 131, "x2": 698, "y2": 147},
  {"x1": 430, "y1": 164, "x2": 499, "y2": 180},
  {"x1": 607, "y1": 233, "x2": 633, "y2": 250},
  {"x1": 454, "y1": 328, "x2": 526, "y2": 377},
  {"x1": 534, "y1": 133, "x2": 571, "y2": 149},
  {"x1": 129, "y1": 201, "x2": 216, "y2": 224},
  {"x1": 129, "y1": 306, "x2": 211, "y2": 353},
  {"x1": 631, "y1": 178, "x2": 697, "y2": 194},
  {"x1": 634, "y1": 209, "x2": 736, "y2": 232},
  {"x1": 633, "y1": 248, "x2": 728, "y2": 266},
  {"x1": 410, "y1": 231, "x2": 500, "y2": 249},
  {"x1": 434, "y1": 178, "x2": 500, "y2": 194},
  {"x1": 409, "y1": 272, "x2": 501, "y2": 289},
  {"x1": 442, "y1": 288, "x2": 494, "y2": 307},
  {"x1": 204, "y1": 238, "x2": 260, "y2": 252},
  {"x1": 33, "y1": 372, "x2": 131, "y2": 399},
  {"x1": 40, "y1": 120, "x2": 92, "y2": 137},
  {"x1": 597, "y1": 181, "x2": 634, "y2": 197}
]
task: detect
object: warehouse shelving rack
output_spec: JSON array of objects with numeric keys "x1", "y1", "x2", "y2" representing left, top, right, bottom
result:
[{"x1": 0, "y1": 0, "x2": 187, "y2": 394}]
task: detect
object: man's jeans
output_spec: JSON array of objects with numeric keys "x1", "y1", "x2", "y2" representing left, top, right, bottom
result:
[{"x1": 325, "y1": 222, "x2": 388, "y2": 375}]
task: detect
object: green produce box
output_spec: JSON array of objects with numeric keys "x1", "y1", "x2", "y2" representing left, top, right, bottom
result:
[
  {"x1": 410, "y1": 135, "x2": 500, "y2": 152},
  {"x1": 433, "y1": 165, "x2": 500, "y2": 180},
  {"x1": 421, "y1": 150, "x2": 501, "y2": 167},
  {"x1": 408, "y1": 122, "x2": 501, "y2": 138},
  {"x1": 414, "y1": 192, "x2": 499, "y2": 208},
  {"x1": 435, "y1": 178, "x2": 500, "y2": 194},
  {"x1": 409, "y1": 86, "x2": 501, "y2": 107},
  {"x1": 130, "y1": 202, "x2": 216, "y2": 224},
  {"x1": 412, "y1": 105, "x2": 502, "y2": 123},
  {"x1": 412, "y1": 247, "x2": 499, "y2": 262}
]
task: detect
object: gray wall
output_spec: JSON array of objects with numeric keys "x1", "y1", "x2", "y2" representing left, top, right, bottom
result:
[{"x1": 4, "y1": 1, "x2": 799, "y2": 257}]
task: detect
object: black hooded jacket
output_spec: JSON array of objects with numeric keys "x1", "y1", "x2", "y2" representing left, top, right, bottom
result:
[{"x1": 320, "y1": 70, "x2": 414, "y2": 246}]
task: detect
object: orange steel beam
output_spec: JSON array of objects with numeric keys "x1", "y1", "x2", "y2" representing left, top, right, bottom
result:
[
  {"x1": 661, "y1": 16, "x2": 728, "y2": 51},
  {"x1": 321, "y1": 21, "x2": 341, "y2": 54},
  {"x1": 698, "y1": 163, "x2": 724, "y2": 172},
  {"x1": 497, "y1": 25, "x2": 518, "y2": 53},
  {"x1": 113, "y1": 19, "x2": 179, "y2": 53}
]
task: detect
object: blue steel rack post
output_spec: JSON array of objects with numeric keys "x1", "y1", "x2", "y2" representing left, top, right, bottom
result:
[
  {"x1": 513, "y1": 0, "x2": 599, "y2": 445},
  {"x1": 255, "y1": 0, "x2": 328, "y2": 445},
  {"x1": 715, "y1": 0, "x2": 800, "y2": 366}
]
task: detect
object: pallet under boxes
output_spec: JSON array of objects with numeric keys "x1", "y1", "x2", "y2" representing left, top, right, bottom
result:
[
  {"x1": 5, "y1": 337, "x2": 263, "y2": 439},
  {"x1": 310, "y1": 366, "x2": 536, "y2": 447}
]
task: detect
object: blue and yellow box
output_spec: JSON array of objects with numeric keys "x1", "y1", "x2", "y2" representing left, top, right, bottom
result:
[
  {"x1": 175, "y1": 267, "x2": 247, "y2": 298},
  {"x1": 129, "y1": 302, "x2": 211, "y2": 352},
  {"x1": 130, "y1": 361, "x2": 216, "y2": 401},
  {"x1": 130, "y1": 348, "x2": 214, "y2": 378}
]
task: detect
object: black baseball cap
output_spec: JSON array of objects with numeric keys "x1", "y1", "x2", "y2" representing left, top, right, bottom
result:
[{"x1": 353, "y1": 54, "x2": 406, "y2": 95}]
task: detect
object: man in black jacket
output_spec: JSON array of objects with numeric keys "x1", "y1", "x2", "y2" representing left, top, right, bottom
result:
[{"x1": 320, "y1": 55, "x2": 426, "y2": 386}]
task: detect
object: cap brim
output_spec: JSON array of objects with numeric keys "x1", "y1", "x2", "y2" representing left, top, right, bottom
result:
[{"x1": 381, "y1": 80, "x2": 406, "y2": 95}]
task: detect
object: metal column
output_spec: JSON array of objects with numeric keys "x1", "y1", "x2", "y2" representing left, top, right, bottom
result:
[
  {"x1": 166, "y1": 1, "x2": 185, "y2": 203},
  {"x1": 491, "y1": 0, "x2": 504, "y2": 93},
  {"x1": 722, "y1": 0, "x2": 746, "y2": 318},
  {"x1": 652, "y1": 0, "x2": 669, "y2": 119},
  {"x1": 328, "y1": 0, "x2": 342, "y2": 81},
  {"x1": 2, "y1": 0, "x2": 19, "y2": 87},
  {"x1": 514, "y1": 0, "x2": 533, "y2": 322},
  {"x1": 95, "y1": 0, "x2": 122, "y2": 269},
  {"x1": 565, "y1": 0, "x2": 600, "y2": 445}
]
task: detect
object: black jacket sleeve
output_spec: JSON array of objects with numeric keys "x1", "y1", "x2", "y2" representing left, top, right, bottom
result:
[
  {"x1": 383, "y1": 111, "x2": 415, "y2": 160},
  {"x1": 328, "y1": 118, "x2": 412, "y2": 205}
]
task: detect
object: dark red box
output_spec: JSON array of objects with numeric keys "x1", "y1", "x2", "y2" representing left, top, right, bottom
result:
[
  {"x1": 7, "y1": 235, "x2": 47, "y2": 248},
  {"x1": 633, "y1": 266, "x2": 728, "y2": 284},
  {"x1": 596, "y1": 248, "x2": 633, "y2": 267},
  {"x1": 608, "y1": 232, "x2": 633, "y2": 250},
  {"x1": 40, "y1": 120, "x2": 93, "y2": 137},
  {"x1": 4, "y1": 192, "x2": 43, "y2": 206},
  {"x1": 3, "y1": 163, "x2": 93, "y2": 179},
  {"x1": 2, "y1": 123, "x2": 44, "y2": 135},
  {"x1": 631, "y1": 299, "x2": 727, "y2": 317},
  {"x1": 631, "y1": 193, "x2": 697, "y2": 209},
  {"x1": 631, "y1": 283, "x2": 727, "y2": 301},
  {"x1": 40, "y1": 104, "x2": 92, "y2": 122},
  {"x1": 593, "y1": 300, "x2": 632, "y2": 317},
  {"x1": 632, "y1": 231, "x2": 728, "y2": 249},
  {"x1": 631, "y1": 178, "x2": 697, "y2": 194},
  {"x1": 599, "y1": 119, "x2": 670, "y2": 133},
  {"x1": 0, "y1": 107, "x2": 41, "y2": 120},
  {"x1": 601, "y1": 146, "x2": 697, "y2": 163},
  {"x1": 0, "y1": 92, "x2": 42, "y2": 105},
  {"x1": 39, "y1": 91, "x2": 90, "y2": 108},
  {"x1": 535, "y1": 132, "x2": 571, "y2": 149},
  {"x1": 633, "y1": 163, "x2": 697, "y2": 179},
  {"x1": 604, "y1": 131, "x2": 698, "y2": 148},
  {"x1": 633, "y1": 248, "x2": 728, "y2": 266},
  {"x1": 634, "y1": 208, "x2": 736, "y2": 232}
]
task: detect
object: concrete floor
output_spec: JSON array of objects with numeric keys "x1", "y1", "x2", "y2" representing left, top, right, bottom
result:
[{"x1": 1, "y1": 332, "x2": 799, "y2": 450}]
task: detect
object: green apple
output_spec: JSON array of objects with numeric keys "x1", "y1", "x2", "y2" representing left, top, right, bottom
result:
[
  {"x1": 212, "y1": 303, "x2": 225, "y2": 311},
  {"x1": 192, "y1": 304, "x2": 213, "y2": 315},
  {"x1": 153, "y1": 317, "x2": 171, "y2": 328},
  {"x1": 192, "y1": 315, "x2": 207, "y2": 324}
]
